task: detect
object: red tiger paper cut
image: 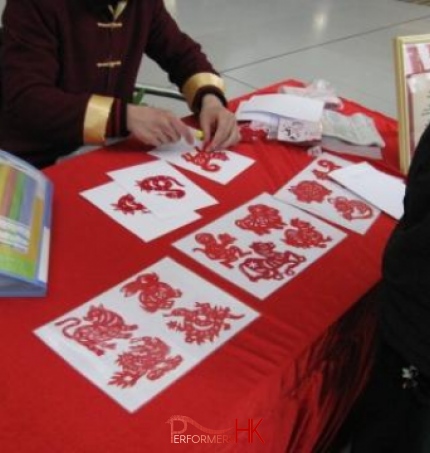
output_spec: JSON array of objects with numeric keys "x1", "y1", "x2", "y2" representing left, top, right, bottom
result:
[
  {"x1": 109, "y1": 337, "x2": 183, "y2": 388},
  {"x1": 235, "y1": 204, "x2": 286, "y2": 235},
  {"x1": 312, "y1": 159, "x2": 342, "y2": 180},
  {"x1": 136, "y1": 175, "x2": 185, "y2": 199},
  {"x1": 111, "y1": 193, "x2": 149, "y2": 215},
  {"x1": 193, "y1": 232, "x2": 251, "y2": 268},
  {"x1": 164, "y1": 302, "x2": 244, "y2": 344},
  {"x1": 328, "y1": 196, "x2": 373, "y2": 220},
  {"x1": 181, "y1": 148, "x2": 229, "y2": 172},
  {"x1": 289, "y1": 180, "x2": 332, "y2": 203},
  {"x1": 121, "y1": 272, "x2": 182, "y2": 313},
  {"x1": 283, "y1": 218, "x2": 332, "y2": 248},
  {"x1": 239, "y1": 241, "x2": 306, "y2": 282},
  {"x1": 55, "y1": 305, "x2": 138, "y2": 356}
]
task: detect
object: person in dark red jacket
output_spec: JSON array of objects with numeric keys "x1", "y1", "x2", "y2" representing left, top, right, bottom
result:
[{"x1": 0, "y1": 0, "x2": 239, "y2": 167}]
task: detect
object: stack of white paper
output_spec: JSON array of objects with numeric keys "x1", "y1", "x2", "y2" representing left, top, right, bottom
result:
[{"x1": 236, "y1": 94, "x2": 325, "y2": 123}]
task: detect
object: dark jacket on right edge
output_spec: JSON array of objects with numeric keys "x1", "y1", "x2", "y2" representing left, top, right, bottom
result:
[{"x1": 381, "y1": 123, "x2": 430, "y2": 376}]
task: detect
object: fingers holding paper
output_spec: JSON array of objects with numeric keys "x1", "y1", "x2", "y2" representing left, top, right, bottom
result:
[
  {"x1": 199, "y1": 94, "x2": 240, "y2": 152},
  {"x1": 126, "y1": 104, "x2": 194, "y2": 148}
]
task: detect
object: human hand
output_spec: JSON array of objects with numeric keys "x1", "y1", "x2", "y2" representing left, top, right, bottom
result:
[
  {"x1": 126, "y1": 104, "x2": 194, "y2": 147},
  {"x1": 199, "y1": 94, "x2": 240, "y2": 151}
]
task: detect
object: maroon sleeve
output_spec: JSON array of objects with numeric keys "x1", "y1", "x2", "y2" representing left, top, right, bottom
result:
[
  {"x1": 1, "y1": 0, "x2": 90, "y2": 146},
  {"x1": 192, "y1": 86, "x2": 228, "y2": 113},
  {"x1": 145, "y1": 0, "x2": 218, "y2": 90}
]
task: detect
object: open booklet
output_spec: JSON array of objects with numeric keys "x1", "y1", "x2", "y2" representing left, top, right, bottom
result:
[{"x1": 0, "y1": 151, "x2": 52, "y2": 297}]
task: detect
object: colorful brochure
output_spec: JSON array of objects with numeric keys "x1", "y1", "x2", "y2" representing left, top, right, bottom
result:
[{"x1": 0, "y1": 151, "x2": 52, "y2": 296}]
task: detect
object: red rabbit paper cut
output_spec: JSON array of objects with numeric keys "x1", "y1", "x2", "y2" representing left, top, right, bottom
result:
[
  {"x1": 328, "y1": 196, "x2": 373, "y2": 220},
  {"x1": 193, "y1": 232, "x2": 251, "y2": 268},
  {"x1": 111, "y1": 193, "x2": 149, "y2": 215},
  {"x1": 239, "y1": 241, "x2": 306, "y2": 282},
  {"x1": 164, "y1": 302, "x2": 244, "y2": 345},
  {"x1": 283, "y1": 218, "x2": 332, "y2": 249},
  {"x1": 55, "y1": 305, "x2": 138, "y2": 356},
  {"x1": 109, "y1": 337, "x2": 183, "y2": 388},
  {"x1": 121, "y1": 272, "x2": 182, "y2": 313},
  {"x1": 235, "y1": 204, "x2": 286, "y2": 235},
  {"x1": 136, "y1": 175, "x2": 185, "y2": 199},
  {"x1": 289, "y1": 180, "x2": 332, "y2": 203},
  {"x1": 312, "y1": 159, "x2": 342, "y2": 180},
  {"x1": 181, "y1": 148, "x2": 229, "y2": 172}
]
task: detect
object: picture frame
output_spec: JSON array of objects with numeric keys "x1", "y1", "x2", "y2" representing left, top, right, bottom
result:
[{"x1": 394, "y1": 34, "x2": 430, "y2": 174}]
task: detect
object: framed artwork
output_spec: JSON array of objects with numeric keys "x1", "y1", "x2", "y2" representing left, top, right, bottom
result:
[{"x1": 394, "y1": 34, "x2": 430, "y2": 174}]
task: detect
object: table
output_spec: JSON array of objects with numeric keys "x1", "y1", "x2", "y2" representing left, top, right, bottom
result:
[{"x1": 0, "y1": 81, "x2": 399, "y2": 452}]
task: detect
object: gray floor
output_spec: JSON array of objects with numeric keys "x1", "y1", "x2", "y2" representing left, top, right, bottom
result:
[
  {"x1": 136, "y1": 0, "x2": 430, "y2": 119},
  {"x1": 2, "y1": 0, "x2": 430, "y2": 118}
]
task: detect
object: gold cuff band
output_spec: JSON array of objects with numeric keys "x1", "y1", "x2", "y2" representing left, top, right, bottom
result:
[
  {"x1": 83, "y1": 95, "x2": 114, "y2": 144},
  {"x1": 181, "y1": 73, "x2": 225, "y2": 109}
]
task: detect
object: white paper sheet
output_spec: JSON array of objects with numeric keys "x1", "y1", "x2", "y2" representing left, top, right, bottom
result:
[
  {"x1": 80, "y1": 182, "x2": 201, "y2": 242},
  {"x1": 108, "y1": 160, "x2": 217, "y2": 218},
  {"x1": 236, "y1": 111, "x2": 280, "y2": 125},
  {"x1": 174, "y1": 193, "x2": 347, "y2": 300},
  {"x1": 35, "y1": 257, "x2": 259, "y2": 412},
  {"x1": 329, "y1": 162, "x2": 405, "y2": 220},
  {"x1": 236, "y1": 94, "x2": 324, "y2": 122},
  {"x1": 149, "y1": 137, "x2": 255, "y2": 184},
  {"x1": 275, "y1": 153, "x2": 381, "y2": 234}
]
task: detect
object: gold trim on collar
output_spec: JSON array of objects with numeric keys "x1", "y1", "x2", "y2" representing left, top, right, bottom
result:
[
  {"x1": 97, "y1": 22, "x2": 123, "y2": 29},
  {"x1": 109, "y1": 1, "x2": 127, "y2": 21},
  {"x1": 96, "y1": 60, "x2": 122, "y2": 68},
  {"x1": 181, "y1": 73, "x2": 225, "y2": 109},
  {"x1": 83, "y1": 95, "x2": 114, "y2": 144}
]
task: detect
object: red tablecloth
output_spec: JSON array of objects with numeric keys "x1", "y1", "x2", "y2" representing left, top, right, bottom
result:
[{"x1": 0, "y1": 81, "x2": 398, "y2": 452}]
